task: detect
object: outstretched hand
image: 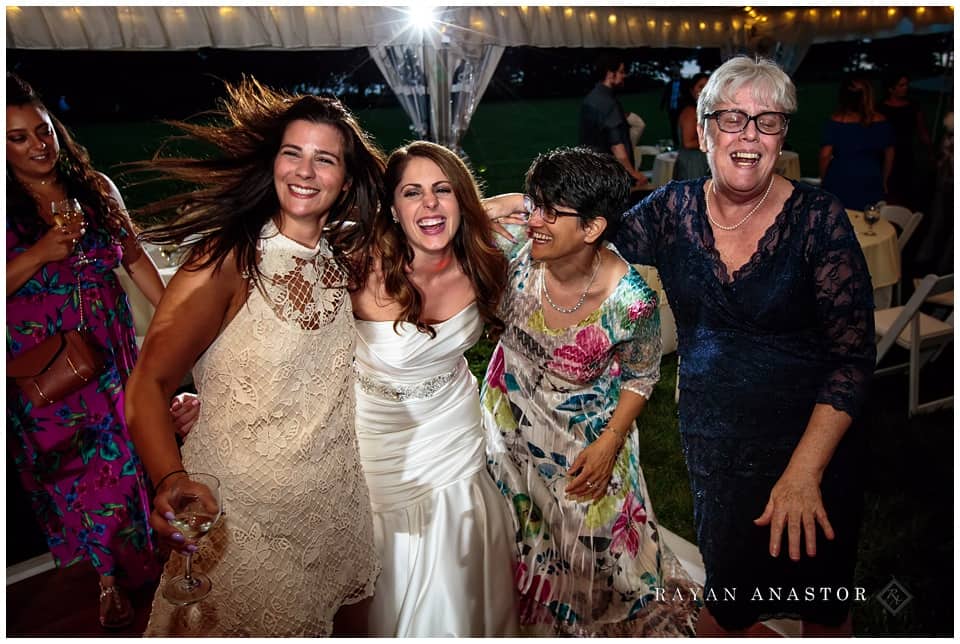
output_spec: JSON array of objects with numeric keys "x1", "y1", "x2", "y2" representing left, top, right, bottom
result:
[{"x1": 754, "y1": 468, "x2": 835, "y2": 561}]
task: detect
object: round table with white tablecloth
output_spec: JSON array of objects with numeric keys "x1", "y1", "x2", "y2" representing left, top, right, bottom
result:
[
  {"x1": 635, "y1": 264, "x2": 677, "y2": 355},
  {"x1": 650, "y1": 151, "x2": 679, "y2": 187},
  {"x1": 650, "y1": 149, "x2": 801, "y2": 188},
  {"x1": 114, "y1": 244, "x2": 181, "y2": 346},
  {"x1": 846, "y1": 209, "x2": 900, "y2": 308}
]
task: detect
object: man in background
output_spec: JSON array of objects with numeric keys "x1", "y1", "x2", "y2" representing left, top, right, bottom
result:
[{"x1": 579, "y1": 54, "x2": 649, "y2": 191}]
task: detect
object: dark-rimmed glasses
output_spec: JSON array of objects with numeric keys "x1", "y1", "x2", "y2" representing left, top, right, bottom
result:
[
  {"x1": 523, "y1": 194, "x2": 580, "y2": 224},
  {"x1": 704, "y1": 109, "x2": 790, "y2": 135}
]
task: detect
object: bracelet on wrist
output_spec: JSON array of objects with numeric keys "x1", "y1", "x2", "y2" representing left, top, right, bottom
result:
[{"x1": 607, "y1": 426, "x2": 629, "y2": 440}]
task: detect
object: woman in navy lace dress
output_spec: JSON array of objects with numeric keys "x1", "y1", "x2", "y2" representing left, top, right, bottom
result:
[
  {"x1": 486, "y1": 56, "x2": 876, "y2": 636},
  {"x1": 615, "y1": 57, "x2": 876, "y2": 636}
]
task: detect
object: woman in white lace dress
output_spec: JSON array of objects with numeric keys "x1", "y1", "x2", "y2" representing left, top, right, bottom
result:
[
  {"x1": 124, "y1": 79, "x2": 386, "y2": 636},
  {"x1": 349, "y1": 141, "x2": 519, "y2": 635}
]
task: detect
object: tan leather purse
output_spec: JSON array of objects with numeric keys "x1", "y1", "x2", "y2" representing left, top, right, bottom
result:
[{"x1": 8, "y1": 276, "x2": 106, "y2": 408}]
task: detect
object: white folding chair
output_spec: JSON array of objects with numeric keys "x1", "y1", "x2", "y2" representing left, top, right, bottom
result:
[
  {"x1": 874, "y1": 273, "x2": 954, "y2": 417},
  {"x1": 875, "y1": 202, "x2": 924, "y2": 304},
  {"x1": 878, "y1": 203, "x2": 924, "y2": 252}
]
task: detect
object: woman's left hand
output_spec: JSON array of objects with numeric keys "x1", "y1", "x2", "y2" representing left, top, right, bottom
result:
[
  {"x1": 754, "y1": 468, "x2": 835, "y2": 561},
  {"x1": 565, "y1": 430, "x2": 623, "y2": 502}
]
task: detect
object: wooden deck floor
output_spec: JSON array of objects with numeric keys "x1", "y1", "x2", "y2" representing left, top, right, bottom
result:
[{"x1": 6, "y1": 559, "x2": 159, "y2": 637}]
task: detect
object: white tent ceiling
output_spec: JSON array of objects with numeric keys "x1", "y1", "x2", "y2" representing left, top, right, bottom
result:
[{"x1": 6, "y1": 5, "x2": 955, "y2": 51}]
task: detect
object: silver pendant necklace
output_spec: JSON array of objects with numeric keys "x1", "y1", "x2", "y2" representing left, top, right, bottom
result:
[
  {"x1": 539, "y1": 253, "x2": 602, "y2": 314},
  {"x1": 705, "y1": 175, "x2": 775, "y2": 231}
]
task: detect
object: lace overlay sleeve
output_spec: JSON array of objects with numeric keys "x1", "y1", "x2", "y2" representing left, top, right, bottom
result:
[
  {"x1": 613, "y1": 183, "x2": 694, "y2": 267},
  {"x1": 806, "y1": 194, "x2": 877, "y2": 417}
]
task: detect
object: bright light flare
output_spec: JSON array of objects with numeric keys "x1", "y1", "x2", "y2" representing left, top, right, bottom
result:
[{"x1": 406, "y1": 4, "x2": 436, "y2": 31}]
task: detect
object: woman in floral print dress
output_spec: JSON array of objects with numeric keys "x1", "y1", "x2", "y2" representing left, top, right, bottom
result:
[
  {"x1": 6, "y1": 72, "x2": 164, "y2": 628},
  {"x1": 481, "y1": 148, "x2": 697, "y2": 636}
]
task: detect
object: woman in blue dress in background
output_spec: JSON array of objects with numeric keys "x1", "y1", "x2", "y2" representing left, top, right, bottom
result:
[{"x1": 819, "y1": 75, "x2": 895, "y2": 210}]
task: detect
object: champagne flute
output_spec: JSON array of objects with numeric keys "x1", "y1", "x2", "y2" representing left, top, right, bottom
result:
[
  {"x1": 50, "y1": 198, "x2": 93, "y2": 265},
  {"x1": 863, "y1": 203, "x2": 881, "y2": 236},
  {"x1": 162, "y1": 472, "x2": 222, "y2": 606}
]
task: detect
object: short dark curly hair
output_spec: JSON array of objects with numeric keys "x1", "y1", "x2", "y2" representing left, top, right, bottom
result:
[{"x1": 523, "y1": 146, "x2": 631, "y2": 242}]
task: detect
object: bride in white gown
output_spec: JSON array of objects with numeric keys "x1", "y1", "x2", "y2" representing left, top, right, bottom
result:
[{"x1": 350, "y1": 141, "x2": 518, "y2": 636}]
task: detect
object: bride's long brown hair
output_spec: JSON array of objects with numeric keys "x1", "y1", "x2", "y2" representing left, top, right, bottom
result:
[{"x1": 373, "y1": 141, "x2": 507, "y2": 338}]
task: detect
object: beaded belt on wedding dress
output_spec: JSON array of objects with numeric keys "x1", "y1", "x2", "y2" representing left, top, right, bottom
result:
[{"x1": 353, "y1": 360, "x2": 462, "y2": 402}]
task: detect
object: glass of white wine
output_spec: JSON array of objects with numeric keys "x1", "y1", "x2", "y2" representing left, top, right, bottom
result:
[
  {"x1": 162, "y1": 472, "x2": 222, "y2": 606},
  {"x1": 50, "y1": 198, "x2": 93, "y2": 265},
  {"x1": 863, "y1": 203, "x2": 881, "y2": 236}
]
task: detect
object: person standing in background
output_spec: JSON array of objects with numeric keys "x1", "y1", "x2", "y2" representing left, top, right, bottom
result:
[
  {"x1": 820, "y1": 75, "x2": 894, "y2": 211},
  {"x1": 579, "y1": 53, "x2": 649, "y2": 191},
  {"x1": 672, "y1": 73, "x2": 711, "y2": 181},
  {"x1": 877, "y1": 72, "x2": 933, "y2": 211}
]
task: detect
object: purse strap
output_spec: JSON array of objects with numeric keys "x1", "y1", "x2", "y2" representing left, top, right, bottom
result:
[{"x1": 75, "y1": 275, "x2": 87, "y2": 331}]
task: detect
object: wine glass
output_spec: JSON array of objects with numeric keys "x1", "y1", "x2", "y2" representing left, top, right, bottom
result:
[
  {"x1": 162, "y1": 472, "x2": 222, "y2": 606},
  {"x1": 863, "y1": 203, "x2": 881, "y2": 236},
  {"x1": 50, "y1": 198, "x2": 93, "y2": 265}
]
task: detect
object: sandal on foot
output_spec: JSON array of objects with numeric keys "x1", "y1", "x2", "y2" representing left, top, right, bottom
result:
[{"x1": 99, "y1": 584, "x2": 134, "y2": 630}]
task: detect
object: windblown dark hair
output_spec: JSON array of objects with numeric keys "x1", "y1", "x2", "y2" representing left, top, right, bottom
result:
[
  {"x1": 524, "y1": 146, "x2": 631, "y2": 242},
  {"x1": 6, "y1": 71, "x2": 127, "y2": 244},
  {"x1": 131, "y1": 76, "x2": 385, "y2": 292},
  {"x1": 375, "y1": 141, "x2": 507, "y2": 338}
]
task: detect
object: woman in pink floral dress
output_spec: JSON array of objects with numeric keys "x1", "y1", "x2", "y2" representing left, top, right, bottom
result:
[
  {"x1": 6, "y1": 72, "x2": 163, "y2": 629},
  {"x1": 481, "y1": 148, "x2": 696, "y2": 636}
]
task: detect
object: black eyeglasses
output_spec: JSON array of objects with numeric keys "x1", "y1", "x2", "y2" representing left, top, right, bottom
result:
[
  {"x1": 523, "y1": 194, "x2": 580, "y2": 224},
  {"x1": 704, "y1": 109, "x2": 791, "y2": 135}
]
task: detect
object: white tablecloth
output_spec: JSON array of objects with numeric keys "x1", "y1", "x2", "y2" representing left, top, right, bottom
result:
[
  {"x1": 650, "y1": 149, "x2": 801, "y2": 187},
  {"x1": 846, "y1": 209, "x2": 900, "y2": 308},
  {"x1": 635, "y1": 265, "x2": 677, "y2": 356},
  {"x1": 651, "y1": 151, "x2": 678, "y2": 187},
  {"x1": 776, "y1": 150, "x2": 801, "y2": 180},
  {"x1": 116, "y1": 244, "x2": 180, "y2": 344},
  {"x1": 115, "y1": 265, "x2": 178, "y2": 342}
]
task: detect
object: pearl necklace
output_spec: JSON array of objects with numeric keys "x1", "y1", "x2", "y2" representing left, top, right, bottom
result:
[
  {"x1": 705, "y1": 175, "x2": 775, "y2": 231},
  {"x1": 539, "y1": 253, "x2": 602, "y2": 314}
]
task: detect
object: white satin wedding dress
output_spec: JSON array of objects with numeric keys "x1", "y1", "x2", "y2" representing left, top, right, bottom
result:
[{"x1": 354, "y1": 303, "x2": 519, "y2": 637}]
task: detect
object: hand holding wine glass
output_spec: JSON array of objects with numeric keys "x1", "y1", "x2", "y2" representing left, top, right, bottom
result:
[
  {"x1": 50, "y1": 198, "x2": 93, "y2": 264},
  {"x1": 160, "y1": 472, "x2": 222, "y2": 605}
]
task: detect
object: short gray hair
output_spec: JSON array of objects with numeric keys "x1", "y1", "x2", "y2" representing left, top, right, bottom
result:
[{"x1": 697, "y1": 56, "x2": 797, "y2": 123}]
